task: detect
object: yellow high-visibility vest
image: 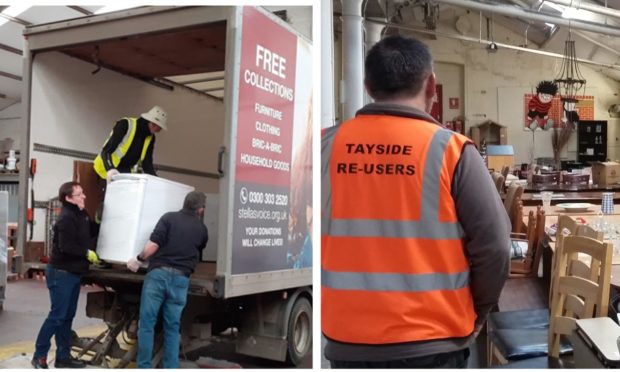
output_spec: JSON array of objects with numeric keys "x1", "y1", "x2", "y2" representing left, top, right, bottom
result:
[{"x1": 93, "y1": 117, "x2": 152, "y2": 179}]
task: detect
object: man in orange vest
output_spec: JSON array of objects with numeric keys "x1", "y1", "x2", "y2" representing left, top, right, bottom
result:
[{"x1": 322, "y1": 35, "x2": 511, "y2": 368}]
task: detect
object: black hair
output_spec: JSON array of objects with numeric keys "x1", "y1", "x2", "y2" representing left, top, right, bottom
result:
[
  {"x1": 58, "y1": 181, "x2": 80, "y2": 206},
  {"x1": 183, "y1": 191, "x2": 206, "y2": 212},
  {"x1": 364, "y1": 35, "x2": 433, "y2": 100},
  {"x1": 536, "y1": 80, "x2": 558, "y2": 96}
]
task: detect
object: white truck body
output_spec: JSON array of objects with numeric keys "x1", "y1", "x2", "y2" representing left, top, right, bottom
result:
[{"x1": 18, "y1": 6, "x2": 313, "y2": 364}]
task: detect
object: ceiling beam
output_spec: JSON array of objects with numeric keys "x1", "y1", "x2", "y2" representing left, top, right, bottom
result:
[
  {"x1": 67, "y1": 6, "x2": 93, "y2": 16},
  {"x1": 0, "y1": 71, "x2": 21, "y2": 81},
  {"x1": 0, "y1": 13, "x2": 31, "y2": 27},
  {"x1": 543, "y1": 0, "x2": 620, "y2": 20},
  {"x1": 176, "y1": 75, "x2": 225, "y2": 85},
  {"x1": 200, "y1": 86, "x2": 225, "y2": 93},
  {"x1": 0, "y1": 43, "x2": 21, "y2": 55},
  {"x1": 434, "y1": 0, "x2": 620, "y2": 37},
  {"x1": 574, "y1": 29, "x2": 620, "y2": 57},
  {"x1": 366, "y1": 18, "x2": 620, "y2": 72}
]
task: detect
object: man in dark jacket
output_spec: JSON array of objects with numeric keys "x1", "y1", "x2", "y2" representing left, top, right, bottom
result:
[
  {"x1": 126, "y1": 191, "x2": 209, "y2": 368},
  {"x1": 32, "y1": 182, "x2": 100, "y2": 369}
]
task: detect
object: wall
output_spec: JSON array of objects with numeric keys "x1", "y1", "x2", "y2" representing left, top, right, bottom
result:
[
  {"x1": 435, "y1": 62, "x2": 465, "y2": 124},
  {"x1": 332, "y1": 7, "x2": 620, "y2": 164},
  {"x1": 423, "y1": 10, "x2": 620, "y2": 165},
  {"x1": 0, "y1": 102, "x2": 22, "y2": 152},
  {"x1": 28, "y1": 52, "x2": 226, "y2": 241},
  {"x1": 431, "y1": 49, "x2": 619, "y2": 164}
]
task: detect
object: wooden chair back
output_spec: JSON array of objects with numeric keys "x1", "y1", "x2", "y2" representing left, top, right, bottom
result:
[
  {"x1": 510, "y1": 206, "x2": 545, "y2": 277},
  {"x1": 548, "y1": 215, "x2": 604, "y2": 304},
  {"x1": 532, "y1": 173, "x2": 560, "y2": 185},
  {"x1": 561, "y1": 173, "x2": 590, "y2": 185},
  {"x1": 548, "y1": 235, "x2": 612, "y2": 358},
  {"x1": 501, "y1": 165, "x2": 510, "y2": 180},
  {"x1": 504, "y1": 182, "x2": 524, "y2": 222},
  {"x1": 491, "y1": 172, "x2": 505, "y2": 194},
  {"x1": 511, "y1": 199, "x2": 524, "y2": 234}
]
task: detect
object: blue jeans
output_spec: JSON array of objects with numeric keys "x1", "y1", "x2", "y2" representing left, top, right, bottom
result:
[
  {"x1": 34, "y1": 266, "x2": 81, "y2": 360},
  {"x1": 137, "y1": 267, "x2": 189, "y2": 368}
]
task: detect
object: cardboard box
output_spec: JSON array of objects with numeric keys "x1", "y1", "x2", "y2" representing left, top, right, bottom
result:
[
  {"x1": 592, "y1": 162, "x2": 620, "y2": 186},
  {"x1": 24, "y1": 241, "x2": 44, "y2": 263}
]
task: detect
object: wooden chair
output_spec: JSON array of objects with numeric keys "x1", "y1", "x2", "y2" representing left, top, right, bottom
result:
[
  {"x1": 487, "y1": 215, "x2": 607, "y2": 366},
  {"x1": 504, "y1": 182, "x2": 524, "y2": 226},
  {"x1": 501, "y1": 165, "x2": 511, "y2": 180},
  {"x1": 549, "y1": 215, "x2": 603, "y2": 303},
  {"x1": 510, "y1": 206, "x2": 545, "y2": 277},
  {"x1": 561, "y1": 173, "x2": 589, "y2": 185},
  {"x1": 548, "y1": 235, "x2": 612, "y2": 358},
  {"x1": 511, "y1": 200, "x2": 524, "y2": 234},
  {"x1": 491, "y1": 172, "x2": 505, "y2": 194},
  {"x1": 532, "y1": 173, "x2": 560, "y2": 185}
]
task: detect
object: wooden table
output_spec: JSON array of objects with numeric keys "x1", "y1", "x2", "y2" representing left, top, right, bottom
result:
[
  {"x1": 523, "y1": 205, "x2": 603, "y2": 216},
  {"x1": 523, "y1": 183, "x2": 620, "y2": 193},
  {"x1": 520, "y1": 192, "x2": 620, "y2": 206}
]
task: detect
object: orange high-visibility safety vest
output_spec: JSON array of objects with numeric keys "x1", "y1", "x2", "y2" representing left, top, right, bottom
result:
[{"x1": 321, "y1": 113, "x2": 477, "y2": 345}]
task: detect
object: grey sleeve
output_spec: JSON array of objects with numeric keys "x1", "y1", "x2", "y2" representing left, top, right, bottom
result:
[{"x1": 452, "y1": 144, "x2": 511, "y2": 327}]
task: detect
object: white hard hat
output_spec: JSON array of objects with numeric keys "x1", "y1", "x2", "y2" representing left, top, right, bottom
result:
[{"x1": 141, "y1": 105, "x2": 168, "y2": 131}]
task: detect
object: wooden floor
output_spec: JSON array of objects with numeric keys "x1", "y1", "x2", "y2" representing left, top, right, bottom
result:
[{"x1": 498, "y1": 277, "x2": 548, "y2": 312}]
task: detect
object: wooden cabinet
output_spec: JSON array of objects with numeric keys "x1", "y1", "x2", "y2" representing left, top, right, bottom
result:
[
  {"x1": 470, "y1": 121, "x2": 507, "y2": 148},
  {"x1": 577, "y1": 120, "x2": 607, "y2": 163}
]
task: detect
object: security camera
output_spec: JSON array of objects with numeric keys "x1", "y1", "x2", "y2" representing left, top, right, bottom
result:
[{"x1": 487, "y1": 42, "x2": 498, "y2": 53}]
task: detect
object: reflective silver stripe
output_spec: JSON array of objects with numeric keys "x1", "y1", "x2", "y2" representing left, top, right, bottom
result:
[
  {"x1": 329, "y1": 218, "x2": 463, "y2": 239},
  {"x1": 325, "y1": 127, "x2": 464, "y2": 239},
  {"x1": 321, "y1": 126, "x2": 339, "y2": 235},
  {"x1": 322, "y1": 269, "x2": 470, "y2": 292},
  {"x1": 421, "y1": 129, "x2": 453, "y2": 222},
  {"x1": 113, "y1": 118, "x2": 136, "y2": 159}
]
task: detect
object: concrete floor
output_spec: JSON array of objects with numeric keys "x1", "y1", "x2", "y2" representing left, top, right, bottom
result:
[
  {"x1": 0, "y1": 278, "x2": 103, "y2": 368},
  {"x1": 0, "y1": 278, "x2": 311, "y2": 368}
]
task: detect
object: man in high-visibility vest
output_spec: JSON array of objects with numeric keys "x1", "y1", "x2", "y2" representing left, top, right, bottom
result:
[
  {"x1": 322, "y1": 35, "x2": 511, "y2": 368},
  {"x1": 93, "y1": 105, "x2": 167, "y2": 183}
]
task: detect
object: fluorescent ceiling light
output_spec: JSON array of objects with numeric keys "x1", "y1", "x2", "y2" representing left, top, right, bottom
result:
[
  {"x1": 94, "y1": 5, "x2": 138, "y2": 15},
  {"x1": 562, "y1": 7, "x2": 578, "y2": 19},
  {"x1": 0, "y1": 5, "x2": 30, "y2": 27}
]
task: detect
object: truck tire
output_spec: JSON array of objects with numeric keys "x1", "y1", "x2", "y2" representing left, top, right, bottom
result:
[{"x1": 286, "y1": 296, "x2": 312, "y2": 365}]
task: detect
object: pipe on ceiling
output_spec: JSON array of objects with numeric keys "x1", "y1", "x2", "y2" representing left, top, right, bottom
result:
[
  {"x1": 542, "y1": 0, "x2": 620, "y2": 20},
  {"x1": 432, "y1": 0, "x2": 620, "y2": 37},
  {"x1": 573, "y1": 29, "x2": 620, "y2": 57},
  {"x1": 365, "y1": 18, "x2": 620, "y2": 73}
]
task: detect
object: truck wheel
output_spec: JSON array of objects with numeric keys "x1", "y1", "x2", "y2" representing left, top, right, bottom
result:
[{"x1": 286, "y1": 297, "x2": 312, "y2": 365}]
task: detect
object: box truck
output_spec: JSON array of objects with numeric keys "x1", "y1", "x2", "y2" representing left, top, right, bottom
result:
[{"x1": 17, "y1": 6, "x2": 312, "y2": 366}]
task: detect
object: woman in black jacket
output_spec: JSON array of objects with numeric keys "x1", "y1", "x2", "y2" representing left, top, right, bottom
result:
[{"x1": 31, "y1": 181, "x2": 100, "y2": 369}]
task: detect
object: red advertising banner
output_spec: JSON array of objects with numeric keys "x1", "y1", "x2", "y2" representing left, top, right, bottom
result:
[
  {"x1": 235, "y1": 7, "x2": 297, "y2": 186},
  {"x1": 231, "y1": 7, "x2": 311, "y2": 275}
]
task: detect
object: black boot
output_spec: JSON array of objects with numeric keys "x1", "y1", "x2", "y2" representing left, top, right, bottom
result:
[
  {"x1": 31, "y1": 357, "x2": 48, "y2": 369},
  {"x1": 54, "y1": 357, "x2": 85, "y2": 368}
]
